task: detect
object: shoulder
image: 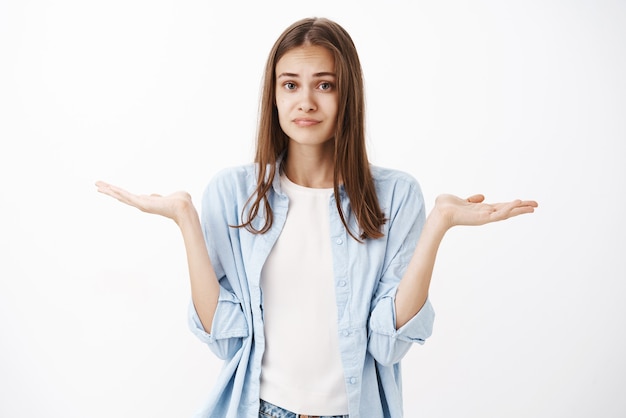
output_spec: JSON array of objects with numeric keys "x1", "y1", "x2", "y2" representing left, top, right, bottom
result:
[
  {"x1": 201, "y1": 163, "x2": 259, "y2": 209},
  {"x1": 204, "y1": 163, "x2": 256, "y2": 193},
  {"x1": 369, "y1": 165, "x2": 425, "y2": 219},
  {"x1": 210, "y1": 163, "x2": 256, "y2": 184},
  {"x1": 370, "y1": 165, "x2": 422, "y2": 195},
  {"x1": 369, "y1": 166, "x2": 426, "y2": 235}
]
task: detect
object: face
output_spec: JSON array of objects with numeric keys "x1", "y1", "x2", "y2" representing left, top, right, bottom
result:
[{"x1": 275, "y1": 45, "x2": 338, "y2": 150}]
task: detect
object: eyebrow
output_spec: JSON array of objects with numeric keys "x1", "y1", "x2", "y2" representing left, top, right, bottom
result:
[{"x1": 277, "y1": 71, "x2": 336, "y2": 78}]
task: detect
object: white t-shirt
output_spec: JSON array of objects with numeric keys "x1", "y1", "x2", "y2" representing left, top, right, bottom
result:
[{"x1": 259, "y1": 173, "x2": 349, "y2": 415}]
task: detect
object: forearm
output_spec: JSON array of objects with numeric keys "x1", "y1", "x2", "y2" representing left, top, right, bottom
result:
[
  {"x1": 394, "y1": 209, "x2": 448, "y2": 329},
  {"x1": 176, "y1": 205, "x2": 220, "y2": 333}
]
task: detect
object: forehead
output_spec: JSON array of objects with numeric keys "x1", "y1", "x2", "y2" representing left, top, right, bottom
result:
[{"x1": 276, "y1": 45, "x2": 335, "y2": 74}]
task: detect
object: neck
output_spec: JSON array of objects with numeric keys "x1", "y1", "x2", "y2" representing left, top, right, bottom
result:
[{"x1": 283, "y1": 141, "x2": 335, "y2": 188}]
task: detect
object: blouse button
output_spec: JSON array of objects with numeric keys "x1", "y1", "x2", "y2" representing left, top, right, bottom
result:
[{"x1": 335, "y1": 238, "x2": 343, "y2": 245}]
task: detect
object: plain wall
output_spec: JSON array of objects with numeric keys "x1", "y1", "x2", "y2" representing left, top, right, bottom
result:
[{"x1": 1, "y1": 0, "x2": 625, "y2": 417}]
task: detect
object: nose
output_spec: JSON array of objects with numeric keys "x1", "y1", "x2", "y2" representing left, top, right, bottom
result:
[{"x1": 298, "y1": 88, "x2": 316, "y2": 113}]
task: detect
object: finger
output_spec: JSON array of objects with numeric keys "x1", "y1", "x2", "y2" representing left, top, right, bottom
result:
[
  {"x1": 95, "y1": 180, "x2": 116, "y2": 194},
  {"x1": 98, "y1": 183, "x2": 126, "y2": 199},
  {"x1": 503, "y1": 199, "x2": 537, "y2": 207},
  {"x1": 519, "y1": 200, "x2": 539, "y2": 208},
  {"x1": 96, "y1": 182, "x2": 140, "y2": 206},
  {"x1": 466, "y1": 194, "x2": 485, "y2": 203},
  {"x1": 507, "y1": 205, "x2": 537, "y2": 218},
  {"x1": 494, "y1": 199, "x2": 537, "y2": 220},
  {"x1": 500, "y1": 200, "x2": 538, "y2": 212},
  {"x1": 95, "y1": 180, "x2": 121, "y2": 193}
]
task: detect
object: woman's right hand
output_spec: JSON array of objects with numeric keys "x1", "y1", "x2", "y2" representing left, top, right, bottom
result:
[
  {"x1": 95, "y1": 181, "x2": 196, "y2": 225},
  {"x1": 96, "y1": 180, "x2": 220, "y2": 331}
]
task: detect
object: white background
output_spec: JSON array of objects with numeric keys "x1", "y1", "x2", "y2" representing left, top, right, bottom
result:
[{"x1": 1, "y1": 0, "x2": 625, "y2": 417}]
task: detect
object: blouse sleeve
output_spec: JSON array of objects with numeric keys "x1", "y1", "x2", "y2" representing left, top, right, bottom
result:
[
  {"x1": 188, "y1": 287, "x2": 249, "y2": 360},
  {"x1": 187, "y1": 169, "x2": 250, "y2": 360},
  {"x1": 367, "y1": 178, "x2": 435, "y2": 367}
]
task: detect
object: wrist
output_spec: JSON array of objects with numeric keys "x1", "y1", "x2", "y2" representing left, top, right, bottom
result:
[
  {"x1": 424, "y1": 206, "x2": 452, "y2": 237},
  {"x1": 174, "y1": 200, "x2": 199, "y2": 229}
]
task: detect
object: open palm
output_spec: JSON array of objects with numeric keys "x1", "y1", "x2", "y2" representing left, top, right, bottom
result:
[
  {"x1": 95, "y1": 181, "x2": 195, "y2": 224},
  {"x1": 434, "y1": 194, "x2": 538, "y2": 228}
]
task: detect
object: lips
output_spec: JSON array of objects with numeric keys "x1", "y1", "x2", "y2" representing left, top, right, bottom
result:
[{"x1": 293, "y1": 118, "x2": 321, "y2": 127}]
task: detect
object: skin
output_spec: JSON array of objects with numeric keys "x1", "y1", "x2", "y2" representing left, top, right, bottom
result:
[
  {"x1": 95, "y1": 44, "x2": 538, "y2": 332},
  {"x1": 275, "y1": 45, "x2": 338, "y2": 188}
]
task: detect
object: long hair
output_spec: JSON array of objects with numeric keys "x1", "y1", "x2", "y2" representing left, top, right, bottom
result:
[{"x1": 238, "y1": 17, "x2": 386, "y2": 241}]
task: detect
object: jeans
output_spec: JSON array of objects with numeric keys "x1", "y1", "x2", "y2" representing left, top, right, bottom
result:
[{"x1": 259, "y1": 399, "x2": 349, "y2": 418}]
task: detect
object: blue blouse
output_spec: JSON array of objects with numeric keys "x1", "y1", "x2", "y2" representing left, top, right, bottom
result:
[{"x1": 188, "y1": 161, "x2": 435, "y2": 418}]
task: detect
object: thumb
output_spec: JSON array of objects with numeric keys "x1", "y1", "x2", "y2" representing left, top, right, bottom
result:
[{"x1": 466, "y1": 194, "x2": 485, "y2": 203}]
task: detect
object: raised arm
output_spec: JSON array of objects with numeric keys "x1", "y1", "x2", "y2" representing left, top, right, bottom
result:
[
  {"x1": 394, "y1": 193, "x2": 538, "y2": 328},
  {"x1": 95, "y1": 181, "x2": 220, "y2": 332}
]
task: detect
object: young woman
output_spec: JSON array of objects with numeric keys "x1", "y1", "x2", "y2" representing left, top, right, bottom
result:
[{"x1": 96, "y1": 17, "x2": 537, "y2": 418}]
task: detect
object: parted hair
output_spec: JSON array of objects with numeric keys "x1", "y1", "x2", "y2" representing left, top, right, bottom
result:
[{"x1": 238, "y1": 17, "x2": 386, "y2": 241}]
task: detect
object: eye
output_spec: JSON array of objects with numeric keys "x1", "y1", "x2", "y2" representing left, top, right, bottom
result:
[
  {"x1": 283, "y1": 82, "x2": 297, "y2": 90},
  {"x1": 318, "y1": 82, "x2": 333, "y2": 91}
]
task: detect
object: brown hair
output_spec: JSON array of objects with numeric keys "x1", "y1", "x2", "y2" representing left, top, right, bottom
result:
[{"x1": 238, "y1": 17, "x2": 386, "y2": 241}]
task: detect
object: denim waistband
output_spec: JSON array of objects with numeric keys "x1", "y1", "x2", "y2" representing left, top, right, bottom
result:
[{"x1": 259, "y1": 399, "x2": 349, "y2": 418}]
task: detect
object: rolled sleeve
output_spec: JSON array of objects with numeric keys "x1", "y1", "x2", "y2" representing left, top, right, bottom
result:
[
  {"x1": 188, "y1": 286, "x2": 249, "y2": 360},
  {"x1": 368, "y1": 295, "x2": 435, "y2": 367},
  {"x1": 364, "y1": 173, "x2": 438, "y2": 367}
]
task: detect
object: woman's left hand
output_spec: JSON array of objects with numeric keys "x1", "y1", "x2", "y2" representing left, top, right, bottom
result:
[{"x1": 433, "y1": 194, "x2": 538, "y2": 230}]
